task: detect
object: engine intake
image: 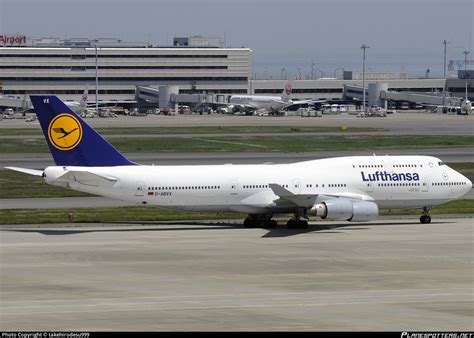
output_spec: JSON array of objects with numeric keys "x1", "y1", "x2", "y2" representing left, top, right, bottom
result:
[{"x1": 309, "y1": 199, "x2": 378, "y2": 222}]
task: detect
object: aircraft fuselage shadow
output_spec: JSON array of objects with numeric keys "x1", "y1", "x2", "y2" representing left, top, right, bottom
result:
[
  {"x1": 1, "y1": 219, "x2": 454, "y2": 236},
  {"x1": 261, "y1": 220, "x2": 455, "y2": 238}
]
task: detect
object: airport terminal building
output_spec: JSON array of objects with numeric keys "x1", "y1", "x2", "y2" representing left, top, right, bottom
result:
[
  {"x1": 0, "y1": 35, "x2": 472, "y2": 106},
  {"x1": 0, "y1": 36, "x2": 252, "y2": 103}
]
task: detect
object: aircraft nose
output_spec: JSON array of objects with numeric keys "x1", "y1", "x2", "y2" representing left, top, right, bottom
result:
[
  {"x1": 459, "y1": 172, "x2": 473, "y2": 195},
  {"x1": 466, "y1": 177, "x2": 473, "y2": 192}
]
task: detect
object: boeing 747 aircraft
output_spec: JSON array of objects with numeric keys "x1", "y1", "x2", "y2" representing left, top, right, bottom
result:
[{"x1": 6, "y1": 96, "x2": 472, "y2": 228}]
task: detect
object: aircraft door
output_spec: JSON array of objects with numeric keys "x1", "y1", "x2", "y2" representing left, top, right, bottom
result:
[
  {"x1": 365, "y1": 181, "x2": 374, "y2": 193},
  {"x1": 292, "y1": 178, "x2": 301, "y2": 193},
  {"x1": 135, "y1": 181, "x2": 145, "y2": 196},
  {"x1": 422, "y1": 179, "x2": 429, "y2": 192},
  {"x1": 230, "y1": 179, "x2": 238, "y2": 195},
  {"x1": 383, "y1": 156, "x2": 393, "y2": 173}
]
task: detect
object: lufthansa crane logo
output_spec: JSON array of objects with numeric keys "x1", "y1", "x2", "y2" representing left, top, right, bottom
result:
[{"x1": 48, "y1": 114, "x2": 83, "y2": 150}]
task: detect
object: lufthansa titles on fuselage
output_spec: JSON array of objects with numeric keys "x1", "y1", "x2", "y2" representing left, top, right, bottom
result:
[{"x1": 361, "y1": 171, "x2": 420, "y2": 182}]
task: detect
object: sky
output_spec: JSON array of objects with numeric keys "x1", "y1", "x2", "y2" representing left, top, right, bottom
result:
[{"x1": 0, "y1": 0, "x2": 473, "y2": 79}]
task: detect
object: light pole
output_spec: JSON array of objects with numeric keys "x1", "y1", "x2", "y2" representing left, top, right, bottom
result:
[
  {"x1": 463, "y1": 50, "x2": 470, "y2": 100},
  {"x1": 361, "y1": 44, "x2": 369, "y2": 112},
  {"x1": 94, "y1": 39, "x2": 99, "y2": 113},
  {"x1": 463, "y1": 50, "x2": 470, "y2": 71},
  {"x1": 297, "y1": 67, "x2": 302, "y2": 79},
  {"x1": 442, "y1": 40, "x2": 450, "y2": 79}
]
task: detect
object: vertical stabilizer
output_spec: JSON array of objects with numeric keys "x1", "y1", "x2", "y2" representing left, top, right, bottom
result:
[
  {"x1": 281, "y1": 82, "x2": 292, "y2": 102},
  {"x1": 30, "y1": 95, "x2": 135, "y2": 167}
]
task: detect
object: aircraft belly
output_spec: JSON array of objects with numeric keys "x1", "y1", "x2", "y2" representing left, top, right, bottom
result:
[
  {"x1": 375, "y1": 198, "x2": 451, "y2": 209},
  {"x1": 152, "y1": 204, "x2": 264, "y2": 213}
]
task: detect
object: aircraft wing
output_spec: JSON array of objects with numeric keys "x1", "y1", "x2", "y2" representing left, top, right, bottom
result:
[
  {"x1": 230, "y1": 103, "x2": 258, "y2": 110},
  {"x1": 268, "y1": 183, "x2": 374, "y2": 208},
  {"x1": 87, "y1": 100, "x2": 137, "y2": 106},
  {"x1": 268, "y1": 184, "x2": 317, "y2": 207},
  {"x1": 290, "y1": 99, "x2": 314, "y2": 105},
  {"x1": 287, "y1": 99, "x2": 327, "y2": 105},
  {"x1": 5, "y1": 166, "x2": 43, "y2": 176}
]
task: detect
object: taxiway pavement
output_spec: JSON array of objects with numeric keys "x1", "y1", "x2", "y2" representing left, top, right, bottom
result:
[{"x1": 1, "y1": 218, "x2": 472, "y2": 331}]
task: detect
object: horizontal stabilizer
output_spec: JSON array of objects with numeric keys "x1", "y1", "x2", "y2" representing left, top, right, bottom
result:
[
  {"x1": 58, "y1": 170, "x2": 118, "y2": 182},
  {"x1": 5, "y1": 167, "x2": 43, "y2": 176}
]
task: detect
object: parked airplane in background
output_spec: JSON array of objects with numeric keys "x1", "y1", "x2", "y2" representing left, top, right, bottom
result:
[
  {"x1": 64, "y1": 84, "x2": 136, "y2": 116},
  {"x1": 6, "y1": 96, "x2": 472, "y2": 228},
  {"x1": 461, "y1": 80, "x2": 472, "y2": 115},
  {"x1": 228, "y1": 82, "x2": 321, "y2": 114},
  {"x1": 65, "y1": 85, "x2": 89, "y2": 114}
]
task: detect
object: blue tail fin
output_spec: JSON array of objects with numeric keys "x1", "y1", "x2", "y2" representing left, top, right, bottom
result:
[{"x1": 30, "y1": 95, "x2": 135, "y2": 167}]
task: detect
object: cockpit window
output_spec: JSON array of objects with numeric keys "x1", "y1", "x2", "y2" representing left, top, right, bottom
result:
[{"x1": 438, "y1": 161, "x2": 444, "y2": 166}]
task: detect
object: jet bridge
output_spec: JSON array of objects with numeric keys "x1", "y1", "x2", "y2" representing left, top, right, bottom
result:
[
  {"x1": 381, "y1": 90, "x2": 461, "y2": 107},
  {"x1": 343, "y1": 83, "x2": 462, "y2": 107},
  {"x1": 0, "y1": 95, "x2": 32, "y2": 110},
  {"x1": 135, "y1": 85, "x2": 231, "y2": 110}
]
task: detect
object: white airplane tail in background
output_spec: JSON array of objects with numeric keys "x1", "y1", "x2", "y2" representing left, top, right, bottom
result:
[
  {"x1": 80, "y1": 84, "x2": 89, "y2": 107},
  {"x1": 281, "y1": 82, "x2": 292, "y2": 102}
]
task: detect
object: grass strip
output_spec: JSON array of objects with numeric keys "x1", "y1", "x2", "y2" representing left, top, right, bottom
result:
[
  {"x1": 1, "y1": 135, "x2": 473, "y2": 153},
  {"x1": 0, "y1": 207, "x2": 243, "y2": 225},
  {"x1": 0, "y1": 126, "x2": 385, "y2": 136}
]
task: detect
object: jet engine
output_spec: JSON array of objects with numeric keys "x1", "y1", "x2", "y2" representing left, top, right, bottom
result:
[{"x1": 309, "y1": 199, "x2": 379, "y2": 222}]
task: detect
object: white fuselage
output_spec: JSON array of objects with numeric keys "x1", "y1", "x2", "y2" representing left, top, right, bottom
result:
[
  {"x1": 229, "y1": 95, "x2": 289, "y2": 111},
  {"x1": 65, "y1": 101, "x2": 87, "y2": 114},
  {"x1": 43, "y1": 155, "x2": 472, "y2": 216}
]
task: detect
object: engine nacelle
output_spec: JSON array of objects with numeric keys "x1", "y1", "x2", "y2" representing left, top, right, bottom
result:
[
  {"x1": 350, "y1": 201, "x2": 379, "y2": 222},
  {"x1": 309, "y1": 199, "x2": 379, "y2": 222}
]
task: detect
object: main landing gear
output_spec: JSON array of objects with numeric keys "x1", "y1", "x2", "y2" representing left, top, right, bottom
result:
[
  {"x1": 286, "y1": 219, "x2": 309, "y2": 229},
  {"x1": 420, "y1": 206, "x2": 432, "y2": 224},
  {"x1": 286, "y1": 209, "x2": 309, "y2": 229},
  {"x1": 243, "y1": 211, "x2": 310, "y2": 229}
]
